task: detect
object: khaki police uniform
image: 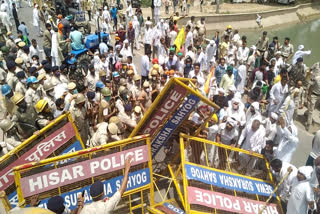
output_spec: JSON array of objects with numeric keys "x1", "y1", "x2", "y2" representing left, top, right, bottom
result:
[
  {"x1": 307, "y1": 74, "x2": 320, "y2": 127},
  {"x1": 80, "y1": 191, "x2": 121, "y2": 214},
  {"x1": 70, "y1": 105, "x2": 90, "y2": 145},
  {"x1": 15, "y1": 81, "x2": 27, "y2": 95},
  {"x1": 25, "y1": 87, "x2": 41, "y2": 106},
  {"x1": 90, "y1": 122, "x2": 109, "y2": 147}
]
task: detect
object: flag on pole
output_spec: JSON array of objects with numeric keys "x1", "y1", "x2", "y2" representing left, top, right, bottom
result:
[
  {"x1": 204, "y1": 66, "x2": 215, "y2": 95},
  {"x1": 174, "y1": 27, "x2": 185, "y2": 53}
]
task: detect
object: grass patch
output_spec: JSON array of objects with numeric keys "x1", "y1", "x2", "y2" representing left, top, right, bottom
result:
[{"x1": 141, "y1": 0, "x2": 151, "y2": 7}]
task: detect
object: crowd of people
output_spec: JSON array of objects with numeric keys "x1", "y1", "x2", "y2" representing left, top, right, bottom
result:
[{"x1": 1, "y1": 0, "x2": 320, "y2": 214}]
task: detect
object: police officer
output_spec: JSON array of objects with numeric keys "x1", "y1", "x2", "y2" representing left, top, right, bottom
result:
[
  {"x1": 79, "y1": 158, "x2": 132, "y2": 214},
  {"x1": 11, "y1": 92, "x2": 38, "y2": 138},
  {"x1": 307, "y1": 71, "x2": 320, "y2": 131},
  {"x1": 70, "y1": 93, "x2": 90, "y2": 146},
  {"x1": 15, "y1": 71, "x2": 27, "y2": 95},
  {"x1": 1, "y1": 84, "x2": 17, "y2": 116},
  {"x1": 109, "y1": 116, "x2": 124, "y2": 139},
  {"x1": 43, "y1": 82, "x2": 57, "y2": 112},
  {"x1": 107, "y1": 122, "x2": 121, "y2": 142},
  {"x1": 100, "y1": 87, "x2": 116, "y2": 122},
  {"x1": 90, "y1": 122, "x2": 108, "y2": 147},
  {"x1": 25, "y1": 76, "x2": 41, "y2": 106},
  {"x1": 0, "y1": 119, "x2": 22, "y2": 152},
  {"x1": 95, "y1": 81, "x2": 105, "y2": 101},
  {"x1": 129, "y1": 74, "x2": 141, "y2": 100},
  {"x1": 6, "y1": 61, "x2": 19, "y2": 91},
  {"x1": 34, "y1": 99, "x2": 54, "y2": 129}
]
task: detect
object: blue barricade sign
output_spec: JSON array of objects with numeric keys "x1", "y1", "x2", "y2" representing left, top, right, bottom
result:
[
  {"x1": 37, "y1": 168, "x2": 150, "y2": 210},
  {"x1": 163, "y1": 202, "x2": 185, "y2": 214},
  {"x1": 151, "y1": 94, "x2": 200, "y2": 157},
  {"x1": 185, "y1": 164, "x2": 275, "y2": 197}
]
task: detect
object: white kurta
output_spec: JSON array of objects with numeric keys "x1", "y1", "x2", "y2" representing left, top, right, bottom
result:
[
  {"x1": 271, "y1": 162, "x2": 298, "y2": 202},
  {"x1": 238, "y1": 125, "x2": 266, "y2": 153},
  {"x1": 286, "y1": 180, "x2": 314, "y2": 214},
  {"x1": 279, "y1": 95, "x2": 295, "y2": 126},
  {"x1": 32, "y1": 8, "x2": 39, "y2": 26},
  {"x1": 264, "y1": 118, "x2": 277, "y2": 141},
  {"x1": 268, "y1": 82, "x2": 288, "y2": 116},
  {"x1": 274, "y1": 125, "x2": 298, "y2": 163},
  {"x1": 200, "y1": 124, "x2": 219, "y2": 167},
  {"x1": 292, "y1": 50, "x2": 311, "y2": 65},
  {"x1": 205, "y1": 43, "x2": 217, "y2": 65},
  {"x1": 236, "y1": 64, "x2": 247, "y2": 93},
  {"x1": 226, "y1": 107, "x2": 246, "y2": 127}
]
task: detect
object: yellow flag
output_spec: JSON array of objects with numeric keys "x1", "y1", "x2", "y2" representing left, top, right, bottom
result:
[
  {"x1": 174, "y1": 27, "x2": 185, "y2": 53},
  {"x1": 204, "y1": 66, "x2": 215, "y2": 95}
]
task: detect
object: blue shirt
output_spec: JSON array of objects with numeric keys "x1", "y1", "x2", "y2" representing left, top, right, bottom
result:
[
  {"x1": 233, "y1": 68, "x2": 238, "y2": 84},
  {"x1": 99, "y1": 42, "x2": 108, "y2": 55},
  {"x1": 18, "y1": 24, "x2": 28, "y2": 36},
  {"x1": 111, "y1": 8, "x2": 117, "y2": 19},
  {"x1": 69, "y1": 30, "x2": 84, "y2": 50},
  {"x1": 215, "y1": 65, "x2": 226, "y2": 86}
]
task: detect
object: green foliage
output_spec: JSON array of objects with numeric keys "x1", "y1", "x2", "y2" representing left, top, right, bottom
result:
[{"x1": 140, "y1": 0, "x2": 152, "y2": 7}]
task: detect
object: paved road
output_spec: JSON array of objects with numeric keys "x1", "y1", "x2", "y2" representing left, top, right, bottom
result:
[{"x1": 8, "y1": 1, "x2": 318, "y2": 168}]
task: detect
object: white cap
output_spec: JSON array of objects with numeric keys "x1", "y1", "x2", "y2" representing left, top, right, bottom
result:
[
  {"x1": 270, "y1": 112, "x2": 278, "y2": 121},
  {"x1": 298, "y1": 45, "x2": 304, "y2": 51},
  {"x1": 210, "y1": 40, "x2": 215, "y2": 45},
  {"x1": 275, "y1": 51, "x2": 281, "y2": 55},
  {"x1": 104, "y1": 6, "x2": 108, "y2": 10},
  {"x1": 161, "y1": 19, "x2": 164, "y2": 23},
  {"x1": 115, "y1": 45, "x2": 121, "y2": 50},
  {"x1": 123, "y1": 39, "x2": 128, "y2": 44},
  {"x1": 227, "y1": 117, "x2": 237, "y2": 127},
  {"x1": 251, "y1": 102, "x2": 259, "y2": 110},
  {"x1": 250, "y1": 45, "x2": 256, "y2": 50},
  {"x1": 197, "y1": 78, "x2": 205, "y2": 86},
  {"x1": 134, "y1": 106, "x2": 141, "y2": 114},
  {"x1": 229, "y1": 85, "x2": 236, "y2": 93},
  {"x1": 217, "y1": 88, "x2": 225, "y2": 94},
  {"x1": 298, "y1": 166, "x2": 313, "y2": 180}
]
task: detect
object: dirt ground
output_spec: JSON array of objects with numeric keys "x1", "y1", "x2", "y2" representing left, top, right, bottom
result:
[{"x1": 140, "y1": 2, "x2": 291, "y2": 18}]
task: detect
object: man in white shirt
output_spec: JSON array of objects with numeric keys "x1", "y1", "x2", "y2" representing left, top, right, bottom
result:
[
  {"x1": 169, "y1": 25, "x2": 177, "y2": 46},
  {"x1": 120, "y1": 40, "x2": 132, "y2": 60},
  {"x1": 237, "y1": 117, "x2": 266, "y2": 172},
  {"x1": 292, "y1": 44, "x2": 311, "y2": 65},
  {"x1": 29, "y1": 39, "x2": 42, "y2": 61},
  {"x1": 144, "y1": 24, "x2": 153, "y2": 55},
  {"x1": 184, "y1": 25, "x2": 193, "y2": 51},
  {"x1": 102, "y1": 6, "x2": 111, "y2": 23},
  {"x1": 237, "y1": 40, "x2": 249, "y2": 65},
  {"x1": 286, "y1": 166, "x2": 315, "y2": 214},
  {"x1": 264, "y1": 112, "x2": 278, "y2": 141},
  {"x1": 188, "y1": 62, "x2": 204, "y2": 81},
  {"x1": 272, "y1": 51, "x2": 284, "y2": 76},
  {"x1": 141, "y1": 50, "x2": 151, "y2": 83},
  {"x1": 86, "y1": 64, "x2": 99, "y2": 92},
  {"x1": 99, "y1": 36, "x2": 109, "y2": 57},
  {"x1": 270, "y1": 159, "x2": 297, "y2": 211},
  {"x1": 32, "y1": 4, "x2": 41, "y2": 37},
  {"x1": 79, "y1": 158, "x2": 132, "y2": 214},
  {"x1": 206, "y1": 40, "x2": 217, "y2": 66}
]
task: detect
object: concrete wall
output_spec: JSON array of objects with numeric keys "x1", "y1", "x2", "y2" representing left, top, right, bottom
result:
[{"x1": 177, "y1": 3, "x2": 320, "y2": 31}]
